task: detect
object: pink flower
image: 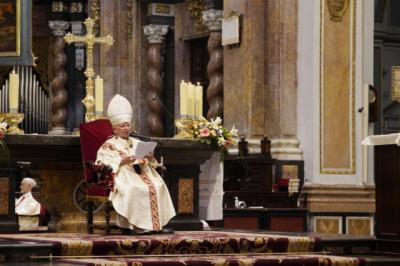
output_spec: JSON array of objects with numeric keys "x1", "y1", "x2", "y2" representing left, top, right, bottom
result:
[{"x1": 199, "y1": 127, "x2": 210, "y2": 137}]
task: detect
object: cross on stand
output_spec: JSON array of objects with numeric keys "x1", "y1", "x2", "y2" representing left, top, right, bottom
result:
[{"x1": 64, "y1": 17, "x2": 114, "y2": 121}]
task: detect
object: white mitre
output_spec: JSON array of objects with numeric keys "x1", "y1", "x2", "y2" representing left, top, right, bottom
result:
[{"x1": 107, "y1": 94, "x2": 132, "y2": 126}]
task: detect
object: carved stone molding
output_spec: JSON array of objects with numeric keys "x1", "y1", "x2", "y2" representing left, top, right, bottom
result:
[
  {"x1": 48, "y1": 20, "x2": 69, "y2": 135},
  {"x1": 202, "y1": 10, "x2": 223, "y2": 120},
  {"x1": 143, "y1": 25, "x2": 169, "y2": 136},
  {"x1": 205, "y1": 31, "x2": 223, "y2": 119},
  {"x1": 271, "y1": 138, "x2": 303, "y2": 160},
  {"x1": 143, "y1": 24, "x2": 169, "y2": 44},
  {"x1": 49, "y1": 37, "x2": 68, "y2": 135},
  {"x1": 303, "y1": 184, "x2": 375, "y2": 213},
  {"x1": 202, "y1": 9, "x2": 223, "y2": 31},
  {"x1": 48, "y1": 20, "x2": 69, "y2": 36}
]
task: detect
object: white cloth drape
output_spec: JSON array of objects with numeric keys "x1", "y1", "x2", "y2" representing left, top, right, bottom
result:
[{"x1": 199, "y1": 152, "x2": 224, "y2": 221}]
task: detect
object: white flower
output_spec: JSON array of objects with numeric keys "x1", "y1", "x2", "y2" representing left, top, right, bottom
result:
[
  {"x1": 229, "y1": 124, "x2": 238, "y2": 137},
  {"x1": 214, "y1": 117, "x2": 222, "y2": 124},
  {"x1": 0, "y1": 122, "x2": 7, "y2": 132},
  {"x1": 217, "y1": 137, "x2": 226, "y2": 146}
]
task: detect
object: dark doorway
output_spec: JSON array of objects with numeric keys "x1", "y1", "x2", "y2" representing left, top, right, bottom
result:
[
  {"x1": 374, "y1": 0, "x2": 400, "y2": 133},
  {"x1": 189, "y1": 37, "x2": 210, "y2": 118}
]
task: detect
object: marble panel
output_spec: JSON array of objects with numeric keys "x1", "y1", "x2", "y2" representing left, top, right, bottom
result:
[
  {"x1": 314, "y1": 216, "x2": 342, "y2": 234},
  {"x1": 320, "y1": 0, "x2": 355, "y2": 173},
  {"x1": 0, "y1": 178, "x2": 9, "y2": 215},
  {"x1": 346, "y1": 217, "x2": 373, "y2": 236},
  {"x1": 178, "y1": 178, "x2": 194, "y2": 214}
]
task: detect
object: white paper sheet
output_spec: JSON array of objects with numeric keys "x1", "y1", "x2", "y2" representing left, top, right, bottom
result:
[{"x1": 134, "y1": 141, "x2": 158, "y2": 159}]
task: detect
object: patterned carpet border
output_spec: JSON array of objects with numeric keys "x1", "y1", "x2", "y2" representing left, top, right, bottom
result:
[
  {"x1": 58, "y1": 254, "x2": 366, "y2": 266},
  {"x1": 0, "y1": 231, "x2": 321, "y2": 256}
]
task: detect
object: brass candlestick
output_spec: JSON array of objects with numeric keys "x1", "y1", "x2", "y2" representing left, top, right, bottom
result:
[
  {"x1": 175, "y1": 117, "x2": 194, "y2": 139},
  {"x1": 174, "y1": 116, "x2": 207, "y2": 139},
  {"x1": 0, "y1": 113, "x2": 24, "y2": 134}
]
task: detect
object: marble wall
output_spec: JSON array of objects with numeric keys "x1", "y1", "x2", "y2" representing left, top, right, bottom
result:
[
  {"x1": 223, "y1": 0, "x2": 298, "y2": 140},
  {"x1": 97, "y1": 0, "x2": 149, "y2": 135},
  {"x1": 223, "y1": 0, "x2": 266, "y2": 138}
]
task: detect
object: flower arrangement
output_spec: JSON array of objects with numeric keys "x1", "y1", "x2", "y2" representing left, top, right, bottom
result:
[{"x1": 191, "y1": 117, "x2": 238, "y2": 152}]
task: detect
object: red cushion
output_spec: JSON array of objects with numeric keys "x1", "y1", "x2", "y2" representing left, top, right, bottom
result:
[
  {"x1": 79, "y1": 120, "x2": 114, "y2": 181},
  {"x1": 278, "y1": 178, "x2": 289, "y2": 187},
  {"x1": 87, "y1": 184, "x2": 110, "y2": 197}
]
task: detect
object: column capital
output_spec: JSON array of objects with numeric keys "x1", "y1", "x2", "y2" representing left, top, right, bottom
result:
[
  {"x1": 202, "y1": 9, "x2": 223, "y2": 31},
  {"x1": 48, "y1": 20, "x2": 70, "y2": 36},
  {"x1": 271, "y1": 138, "x2": 303, "y2": 160},
  {"x1": 143, "y1": 24, "x2": 169, "y2": 44}
]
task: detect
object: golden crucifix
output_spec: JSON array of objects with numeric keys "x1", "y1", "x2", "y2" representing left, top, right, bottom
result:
[{"x1": 64, "y1": 17, "x2": 114, "y2": 120}]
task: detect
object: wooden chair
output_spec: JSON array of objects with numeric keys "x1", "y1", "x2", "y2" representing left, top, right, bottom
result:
[{"x1": 79, "y1": 119, "x2": 115, "y2": 234}]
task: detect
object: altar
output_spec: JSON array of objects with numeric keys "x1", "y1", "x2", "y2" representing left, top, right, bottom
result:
[{"x1": 1, "y1": 134, "x2": 214, "y2": 232}]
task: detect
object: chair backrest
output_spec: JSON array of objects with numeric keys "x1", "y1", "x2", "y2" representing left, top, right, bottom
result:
[{"x1": 79, "y1": 119, "x2": 114, "y2": 181}]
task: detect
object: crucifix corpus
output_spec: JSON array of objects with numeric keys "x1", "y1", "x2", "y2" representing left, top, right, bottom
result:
[{"x1": 64, "y1": 17, "x2": 114, "y2": 121}]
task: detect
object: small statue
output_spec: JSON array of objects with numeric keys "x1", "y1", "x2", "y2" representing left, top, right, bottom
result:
[{"x1": 15, "y1": 177, "x2": 41, "y2": 230}]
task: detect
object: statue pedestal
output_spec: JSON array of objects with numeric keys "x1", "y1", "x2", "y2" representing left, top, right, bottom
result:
[{"x1": 4, "y1": 135, "x2": 214, "y2": 231}]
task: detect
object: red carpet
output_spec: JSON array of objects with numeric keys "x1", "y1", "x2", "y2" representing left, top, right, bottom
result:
[
  {"x1": 0, "y1": 231, "x2": 366, "y2": 265},
  {"x1": 59, "y1": 254, "x2": 365, "y2": 266},
  {"x1": 0, "y1": 231, "x2": 319, "y2": 256}
]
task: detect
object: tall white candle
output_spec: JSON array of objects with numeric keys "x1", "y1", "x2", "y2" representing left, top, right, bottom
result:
[
  {"x1": 9, "y1": 70, "x2": 19, "y2": 113},
  {"x1": 95, "y1": 75, "x2": 104, "y2": 113},
  {"x1": 187, "y1": 82, "x2": 195, "y2": 117},
  {"x1": 180, "y1": 80, "x2": 188, "y2": 116},
  {"x1": 194, "y1": 82, "x2": 203, "y2": 118}
]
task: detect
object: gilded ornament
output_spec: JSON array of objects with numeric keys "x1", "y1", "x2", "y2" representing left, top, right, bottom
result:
[
  {"x1": 89, "y1": 0, "x2": 100, "y2": 35},
  {"x1": 327, "y1": 0, "x2": 349, "y2": 22},
  {"x1": 70, "y1": 2, "x2": 84, "y2": 13},
  {"x1": 392, "y1": 66, "x2": 400, "y2": 103},
  {"x1": 186, "y1": 0, "x2": 207, "y2": 31}
]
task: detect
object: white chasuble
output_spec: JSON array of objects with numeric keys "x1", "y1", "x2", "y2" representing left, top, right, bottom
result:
[
  {"x1": 15, "y1": 192, "x2": 41, "y2": 216},
  {"x1": 96, "y1": 136, "x2": 176, "y2": 230}
]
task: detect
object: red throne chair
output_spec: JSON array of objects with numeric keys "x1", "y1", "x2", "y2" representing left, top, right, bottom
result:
[{"x1": 79, "y1": 119, "x2": 115, "y2": 234}]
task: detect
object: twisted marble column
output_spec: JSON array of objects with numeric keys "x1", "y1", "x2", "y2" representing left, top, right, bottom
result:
[
  {"x1": 48, "y1": 21, "x2": 69, "y2": 135},
  {"x1": 203, "y1": 10, "x2": 223, "y2": 120},
  {"x1": 143, "y1": 24, "x2": 168, "y2": 137}
]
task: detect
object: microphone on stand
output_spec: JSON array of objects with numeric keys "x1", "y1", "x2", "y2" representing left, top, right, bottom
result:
[{"x1": 129, "y1": 131, "x2": 151, "y2": 142}]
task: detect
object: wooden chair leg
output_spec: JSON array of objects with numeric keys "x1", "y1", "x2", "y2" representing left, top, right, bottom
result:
[
  {"x1": 87, "y1": 198, "x2": 94, "y2": 234},
  {"x1": 105, "y1": 201, "x2": 111, "y2": 235}
]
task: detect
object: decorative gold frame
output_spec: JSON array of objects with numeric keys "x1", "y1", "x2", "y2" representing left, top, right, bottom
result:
[
  {"x1": 391, "y1": 66, "x2": 400, "y2": 102},
  {"x1": 0, "y1": 0, "x2": 20, "y2": 56}
]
